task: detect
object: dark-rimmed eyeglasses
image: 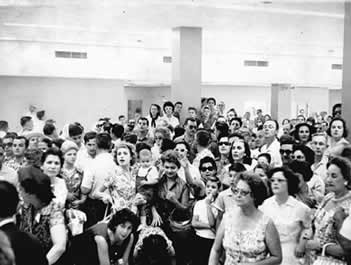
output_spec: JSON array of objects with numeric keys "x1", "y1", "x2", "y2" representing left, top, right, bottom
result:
[{"x1": 279, "y1": 149, "x2": 292, "y2": 155}]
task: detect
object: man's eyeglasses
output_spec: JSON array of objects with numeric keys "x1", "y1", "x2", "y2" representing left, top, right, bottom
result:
[
  {"x1": 188, "y1": 125, "x2": 197, "y2": 130},
  {"x1": 218, "y1": 142, "x2": 230, "y2": 146},
  {"x1": 200, "y1": 166, "x2": 214, "y2": 172},
  {"x1": 232, "y1": 188, "x2": 251, "y2": 196},
  {"x1": 279, "y1": 149, "x2": 292, "y2": 155}
]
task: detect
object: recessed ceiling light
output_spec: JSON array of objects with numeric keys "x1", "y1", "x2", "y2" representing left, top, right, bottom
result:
[
  {"x1": 137, "y1": 40, "x2": 142, "y2": 43},
  {"x1": 262, "y1": 1, "x2": 272, "y2": 4}
]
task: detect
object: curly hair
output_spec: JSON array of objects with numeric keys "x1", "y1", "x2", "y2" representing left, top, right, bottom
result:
[
  {"x1": 114, "y1": 142, "x2": 137, "y2": 166},
  {"x1": 108, "y1": 208, "x2": 140, "y2": 233},
  {"x1": 236, "y1": 172, "x2": 268, "y2": 207},
  {"x1": 160, "y1": 150, "x2": 180, "y2": 169}
]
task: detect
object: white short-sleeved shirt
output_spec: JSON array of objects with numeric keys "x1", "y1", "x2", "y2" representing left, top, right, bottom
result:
[
  {"x1": 260, "y1": 138, "x2": 282, "y2": 168},
  {"x1": 0, "y1": 165, "x2": 18, "y2": 187},
  {"x1": 213, "y1": 188, "x2": 237, "y2": 213},
  {"x1": 81, "y1": 152, "x2": 117, "y2": 199},
  {"x1": 137, "y1": 166, "x2": 159, "y2": 183},
  {"x1": 193, "y1": 199, "x2": 218, "y2": 239}
]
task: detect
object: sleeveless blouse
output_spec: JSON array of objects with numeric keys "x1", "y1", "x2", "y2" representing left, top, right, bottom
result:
[{"x1": 222, "y1": 209, "x2": 271, "y2": 264}]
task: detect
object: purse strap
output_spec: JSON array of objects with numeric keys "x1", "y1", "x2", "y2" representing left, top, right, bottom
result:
[{"x1": 321, "y1": 243, "x2": 336, "y2": 256}]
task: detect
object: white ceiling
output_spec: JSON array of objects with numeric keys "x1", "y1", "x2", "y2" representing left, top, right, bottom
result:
[{"x1": 0, "y1": 1, "x2": 346, "y2": 56}]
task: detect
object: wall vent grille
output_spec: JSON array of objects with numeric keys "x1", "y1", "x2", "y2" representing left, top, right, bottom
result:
[
  {"x1": 244, "y1": 60, "x2": 269, "y2": 67},
  {"x1": 55, "y1": 51, "x2": 87, "y2": 59}
]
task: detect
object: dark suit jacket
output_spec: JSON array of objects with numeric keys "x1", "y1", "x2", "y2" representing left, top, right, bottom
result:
[{"x1": 0, "y1": 222, "x2": 48, "y2": 265}]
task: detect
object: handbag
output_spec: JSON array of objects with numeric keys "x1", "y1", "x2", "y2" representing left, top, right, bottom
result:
[
  {"x1": 168, "y1": 208, "x2": 193, "y2": 233},
  {"x1": 312, "y1": 243, "x2": 346, "y2": 265}
]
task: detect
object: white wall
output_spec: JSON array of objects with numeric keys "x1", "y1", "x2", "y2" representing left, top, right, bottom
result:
[{"x1": 0, "y1": 76, "x2": 335, "y2": 132}]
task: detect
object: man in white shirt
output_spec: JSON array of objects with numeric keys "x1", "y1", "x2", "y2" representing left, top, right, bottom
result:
[
  {"x1": 80, "y1": 133, "x2": 116, "y2": 227},
  {"x1": 193, "y1": 130, "x2": 215, "y2": 169},
  {"x1": 260, "y1": 119, "x2": 282, "y2": 168},
  {"x1": 75, "y1": 131, "x2": 97, "y2": 173}
]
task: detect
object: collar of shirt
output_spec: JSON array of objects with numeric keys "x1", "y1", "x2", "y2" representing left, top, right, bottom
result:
[{"x1": 273, "y1": 195, "x2": 295, "y2": 207}]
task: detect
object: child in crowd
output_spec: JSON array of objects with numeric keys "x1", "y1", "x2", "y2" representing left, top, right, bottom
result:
[
  {"x1": 135, "y1": 148, "x2": 160, "y2": 226},
  {"x1": 192, "y1": 177, "x2": 220, "y2": 265}
]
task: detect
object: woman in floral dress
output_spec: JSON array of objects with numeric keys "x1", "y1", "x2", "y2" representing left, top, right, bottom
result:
[{"x1": 209, "y1": 172, "x2": 282, "y2": 265}]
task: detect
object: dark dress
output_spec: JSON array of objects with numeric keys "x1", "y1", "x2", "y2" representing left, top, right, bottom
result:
[
  {"x1": 1, "y1": 222, "x2": 48, "y2": 265},
  {"x1": 69, "y1": 222, "x2": 131, "y2": 265}
]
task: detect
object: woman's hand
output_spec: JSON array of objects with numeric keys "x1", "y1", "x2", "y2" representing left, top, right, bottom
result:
[
  {"x1": 151, "y1": 211, "x2": 163, "y2": 227},
  {"x1": 166, "y1": 192, "x2": 177, "y2": 203},
  {"x1": 179, "y1": 156, "x2": 189, "y2": 169}
]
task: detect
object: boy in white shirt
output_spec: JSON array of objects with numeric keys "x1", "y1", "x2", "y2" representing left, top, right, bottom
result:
[{"x1": 192, "y1": 177, "x2": 220, "y2": 265}]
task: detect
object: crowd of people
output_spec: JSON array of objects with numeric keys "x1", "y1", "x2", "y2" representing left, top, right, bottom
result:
[{"x1": 0, "y1": 99, "x2": 350, "y2": 265}]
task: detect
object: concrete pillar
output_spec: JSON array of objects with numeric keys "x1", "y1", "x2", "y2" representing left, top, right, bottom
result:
[
  {"x1": 342, "y1": 2, "x2": 351, "y2": 133},
  {"x1": 271, "y1": 83, "x2": 292, "y2": 123},
  {"x1": 171, "y1": 27, "x2": 202, "y2": 124}
]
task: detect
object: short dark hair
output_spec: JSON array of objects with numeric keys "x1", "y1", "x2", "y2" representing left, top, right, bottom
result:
[
  {"x1": 107, "y1": 208, "x2": 140, "y2": 233},
  {"x1": 14, "y1": 136, "x2": 29, "y2": 148},
  {"x1": 163, "y1": 101, "x2": 174, "y2": 112},
  {"x1": 41, "y1": 148, "x2": 64, "y2": 166},
  {"x1": 0, "y1": 121, "x2": 8, "y2": 131},
  {"x1": 19, "y1": 166, "x2": 55, "y2": 205},
  {"x1": 327, "y1": 118, "x2": 348, "y2": 138},
  {"x1": 39, "y1": 137, "x2": 52, "y2": 148},
  {"x1": 43, "y1": 123, "x2": 56, "y2": 136},
  {"x1": 228, "y1": 162, "x2": 246, "y2": 173},
  {"x1": 268, "y1": 167, "x2": 300, "y2": 196},
  {"x1": 230, "y1": 117, "x2": 242, "y2": 128},
  {"x1": 332, "y1": 103, "x2": 342, "y2": 116},
  {"x1": 236, "y1": 172, "x2": 268, "y2": 207},
  {"x1": 84, "y1": 131, "x2": 97, "y2": 144},
  {"x1": 280, "y1": 135, "x2": 295, "y2": 145},
  {"x1": 293, "y1": 144, "x2": 315, "y2": 166},
  {"x1": 138, "y1": 117, "x2": 149, "y2": 126},
  {"x1": 69, "y1": 123, "x2": 84, "y2": 137},
  {"x1": 20, "y1": 116, "x2": 32, "y2": 127},
  {"x1": 288, "y1": 160, "x2": 313, "y2": 182},
  {"x1": 111, "y1": 124, "x2": 124, "y2": 139},
  {"x1": 188, "y1": 107, "x2": 197, "y2": 113},
  {"x1": 36, "y1": 110, "x2": 45, "y2": 120},
  {"x1": 174, "y1": 101, "x2": 183, "y2": 106},
  {"x1": 96, "y1": 133, "x2": 111, "y2": 150},
  {"x1": 199, "y1": 156, "x2": 217, "y2": 172},
  {"x1": 206, "y1": 176, "x2": 221, "y2": 189},
  {"x1": 327, "y1": 156, "x2": 351, "y2": 188},
  {"x1": 258, "y1": 153, "x2": 272, "y2": 164},
  {"x1": 184, "y1": 117, "x2": 197, "y2": 126},
  {"x1": 207, "y1": 97, "x2": 216, "y2": 105},
  {"x1": 160, "y1": 139, "x2": 176, "y2": 153},
  {"x1": 161, "y1": 150, "x2": 180, "y2": 168},
  {"x1": 3, "y1": 133, "x2": 16, "y2": 141},
  {"x1": 196, "y1": 130, "x2": 211, "y2": 147},
  {"x1": 0, "y1": 181, "x2": 19, "y2": 218}
]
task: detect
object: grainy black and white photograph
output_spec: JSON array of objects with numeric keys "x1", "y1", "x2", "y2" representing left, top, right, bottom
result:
[{"x1": 0, "y1": 1, "x2": 351, "y2": 265}]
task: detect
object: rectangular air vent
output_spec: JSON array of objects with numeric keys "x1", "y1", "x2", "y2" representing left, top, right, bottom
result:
[
  {"x1": 163, "y1": 56, "x2": 172, "y2": 63},
  {"x1": 55, "y1": 51, "x2": 87, "y2": 59},
  {"x1": 331, "y1": 64, "x2": 342, "y2": 70},
  {"x1": 244, "y1": 60, "x2": 269, "y2": 67}
]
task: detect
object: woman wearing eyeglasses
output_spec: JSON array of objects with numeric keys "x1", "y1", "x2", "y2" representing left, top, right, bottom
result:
[
  {"x1": 209, "y1": 172, "x2": 282, "y2": 265},
  {"x1": 260, "y1": 167, "x2": 312, "y2": 265}
]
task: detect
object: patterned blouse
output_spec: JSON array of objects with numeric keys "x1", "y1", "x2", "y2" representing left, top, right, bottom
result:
[
  {"x1": 311, "y1": 191, "x2": 351, "y2": 261},
  {"x1": 18, "y1": 200, "x2": 65, "y2": 253},
  {"x1": 222, "y1": 208, "x2": 271, "y2": 264},
  {"x1": 104, "y1": 166, "x2": 136, "y2": 211}
]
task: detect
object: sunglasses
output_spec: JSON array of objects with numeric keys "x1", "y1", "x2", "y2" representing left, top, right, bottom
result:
[
  {"x1": 232, "y1": 188, "x2": 251, "y2": 196},
  {"x1": 279, "y1": 149, "x2": 292, "y2": 155},
  {"x1": 200, "y1": 166, "x2": 214, "y2": 172},
  {"x1": 218, "y1": 141, "x2": 230, "y2": 146},
  {"x1": 292, "y1": 155, "x2": 304, "y2": 160},
  {"x1": 155, "y1": 137, "x2": 163, "y2": 140},
  {"x1": 188, "y1": 125, "x2": 197, "y2": 130}
]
